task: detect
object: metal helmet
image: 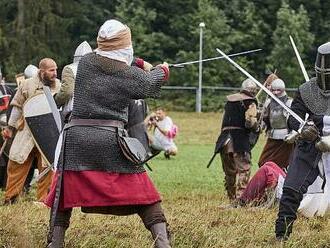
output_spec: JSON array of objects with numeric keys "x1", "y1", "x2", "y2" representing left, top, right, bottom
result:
[
  {"x1": 315, "y1": 42, "x2": 330, "y2": 91},
  {"x1": 271, "y1": 78, "x2": 286, "y2": 97},
  {"x1": 241, "y1": 78, "x2": 257, "y2": 96},
  {"x1": 73, "y1": 41, "x2": 92, "y2": 63},
  {"x1": 24, "y1": 64, "x2": 38, "y2": 78}
]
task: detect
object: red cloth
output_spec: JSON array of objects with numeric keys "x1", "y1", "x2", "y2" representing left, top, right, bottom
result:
[
  {"x1": 134, "y1": 58, "x2": 145, "y2": 69},
  {"x1": 45, "y1": 170, "x2": 161, "y2": 210},
  {"x1": 239, "y1": 161, "x2": 286, "y2": 203}
]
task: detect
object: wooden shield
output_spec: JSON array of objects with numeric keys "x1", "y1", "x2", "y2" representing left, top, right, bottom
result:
[{"x1": 23, "y1": 94, "x2": 60, "y2": 165}]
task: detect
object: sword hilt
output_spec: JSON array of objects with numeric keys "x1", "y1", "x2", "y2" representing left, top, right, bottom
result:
[{"x1": 297, "y1": 113, "x2": 310, "y2": 134}]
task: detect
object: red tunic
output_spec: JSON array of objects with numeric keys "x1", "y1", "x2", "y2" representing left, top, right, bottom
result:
[
  {"x1": 45, "y1": 170, "x2": 161, "y2": 210},
  {"x1": 239, "y1": 161, "x2": 286, "y2": 203}
]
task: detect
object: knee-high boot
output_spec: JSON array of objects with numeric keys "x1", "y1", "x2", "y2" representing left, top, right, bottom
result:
[
  {"x1": 150, "y1": 222, "x2": 171, "y2": 248},
  {"x1": 275, "y1": 187, "x2": 303, "y2": 240},
  {"x1": 47, "y1": 209, "x2": 72, "y2": 248}
]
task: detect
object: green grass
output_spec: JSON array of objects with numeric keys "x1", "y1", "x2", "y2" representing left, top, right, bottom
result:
[{"x1": 1, "y1": 112, "x2": 330, "y2": 247}]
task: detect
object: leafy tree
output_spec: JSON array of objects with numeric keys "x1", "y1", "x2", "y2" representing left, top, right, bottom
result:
[
  {"x1": 115, "y1": 0, "x2": 169, "y2": 63},
  {"x1": 267, "y1": 1, "x2": 314, "y2": 87}
]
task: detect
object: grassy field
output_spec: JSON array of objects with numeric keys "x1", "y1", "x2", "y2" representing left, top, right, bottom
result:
[{"x1": 1, "y1": 112, "x2": 330, "y2": 247}]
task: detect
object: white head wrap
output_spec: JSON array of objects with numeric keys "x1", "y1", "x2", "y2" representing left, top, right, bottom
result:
[{"x1": 95, "y1": 20, "x2": 134, "y2": 65}]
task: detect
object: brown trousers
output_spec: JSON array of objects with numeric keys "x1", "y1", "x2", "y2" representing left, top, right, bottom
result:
[
  {"x1": 5, "y1": 147, "x2": 53, "y2": 202},
  {"x1": 220, "y1": 140, "x2": 251, "y2": 200},
  {"x1": 258, "y1": 138, "x2": 294, "y2": 168},
  {"x1": 52, "y1": 202, "x2": 167, "y2": 229}
]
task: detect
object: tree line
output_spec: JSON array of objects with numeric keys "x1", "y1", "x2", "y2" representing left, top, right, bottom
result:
[{"x1": 0, "y1": 0, "x2": 329, "y2": 90}]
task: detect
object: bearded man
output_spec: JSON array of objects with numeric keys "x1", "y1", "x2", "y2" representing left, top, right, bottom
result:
[
  {"x1": 45, "y1": 20, "x2": 171, "y2": 248},
  {"x1": 2, "y1": 58, "x2": 60, "y2": 204}
]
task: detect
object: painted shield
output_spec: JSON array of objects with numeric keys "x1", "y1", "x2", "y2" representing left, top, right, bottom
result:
[{"x1": 23, "y1": 94, "x2": 60, "y2": 165}]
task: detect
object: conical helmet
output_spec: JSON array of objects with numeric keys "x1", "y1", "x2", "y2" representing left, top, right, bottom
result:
[
  {"x1": 24, "y1": 64, "x2": 38, "y2": 78},
  {"x1": 241, "y1": 78, "x2": 257, "y2": 96},
  {"x1": 73, "y1": 41, "x2": 92, "y2": 63}
]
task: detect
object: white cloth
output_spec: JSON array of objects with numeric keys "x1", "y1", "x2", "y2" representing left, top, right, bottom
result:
[
  {"x1": 152, "y1": 116, "x2": 177, "y2": 151},
  {"x1": 53, "y1": 131, "x2": 63, "y2": 171},
  {"x1": 298, "y1": 115, "x2": 330, "y2": 217},
  {"x1": 276, "y1": 175, "x2": 285, "y2": 200},
  {"x1": 94, "y1": 19, "x2": 133, "y2": 65}
]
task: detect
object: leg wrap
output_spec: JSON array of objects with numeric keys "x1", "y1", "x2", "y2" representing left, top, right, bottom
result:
[{"x1": 137, "y1": 202, "x2": 167, "y2": 230}]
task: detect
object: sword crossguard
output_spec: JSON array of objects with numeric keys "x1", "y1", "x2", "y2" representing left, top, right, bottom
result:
[{"x1": 297, "y1": 113, "x2": 310, "y2": 134}]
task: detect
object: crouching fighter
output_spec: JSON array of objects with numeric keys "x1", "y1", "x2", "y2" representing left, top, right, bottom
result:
[
  {"x1": 275, "y1": 42, "x2": 330, "y2": 240},
  {"x1": 45, "y1": 19, "x2": 171, "y2": 248}
]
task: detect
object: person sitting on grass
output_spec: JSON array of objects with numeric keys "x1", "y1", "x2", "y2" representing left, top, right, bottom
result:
[{"x1": 146, "y1": 107, "x2": 178, "y2": 159}]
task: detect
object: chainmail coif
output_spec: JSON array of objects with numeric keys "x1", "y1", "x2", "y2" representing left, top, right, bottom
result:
[
  {"x1": 300, "y1": 78, "x2": 330, "y2": 115},
  {"x1": 62, "y1": 53, "x2": 166, "y2": 173}
]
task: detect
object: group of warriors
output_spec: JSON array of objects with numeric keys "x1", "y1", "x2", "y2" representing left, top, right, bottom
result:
[
  {"x1": 0, "y1": 17, "x2": 329, "y2": 246},
  {"x1": 0, "y1": 19, "x2": 174, "y2": 248},
  {"x1": 215, "y1": 41, "x2": 330, "y2": 241}
]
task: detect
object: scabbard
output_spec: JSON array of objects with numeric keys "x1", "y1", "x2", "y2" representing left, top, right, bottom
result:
[
  {"x1": 49, "y1": 130, "x2": 67, "y2": 236},
  {"x1": 206, "y1": 152, "x2": 217, "y2": 168}
]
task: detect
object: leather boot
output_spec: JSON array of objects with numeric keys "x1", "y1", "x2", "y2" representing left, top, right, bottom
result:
[
  {"x1": 150, "y1": 222, "x2": 171, "y2": 248},
  {"x1": 47, "y1": 226, "x2": 66, "y2": 248}
]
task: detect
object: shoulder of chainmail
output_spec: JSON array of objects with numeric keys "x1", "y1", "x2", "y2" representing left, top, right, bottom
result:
[{"x1": 299, "y1": 78, "x2": 330, "y2": 115}]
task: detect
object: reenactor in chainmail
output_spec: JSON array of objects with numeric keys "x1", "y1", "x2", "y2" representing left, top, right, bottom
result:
[
  {"x1": 215, "y1": 78, "x2": 259, "y2": 204},
  {"x1": 54, "y1": 41, "x2": 92, "y2": 121},
  {"x1": 258, "y1": 78, "x2": 294, "y2": 169},
  {"x1": 275, "y1": 42, "x2": 330, "y2": 241},
  {"x1": 45, "y1": 20, "x2": 171, "y2": 248}
]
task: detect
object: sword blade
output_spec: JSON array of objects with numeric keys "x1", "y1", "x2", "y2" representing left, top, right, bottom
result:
[
  {"x1": 289, "y1": 35, "x2": 310, "y2": 82},
  {"x1": 29, "y1": 164, "x2": 52, "y2": 186},
  {"x1": 216, "y1": 48, "x2": 305, "y2": 125},
  {"x1": 170, "y1": 48, "x2": 262, "y2": 67}
]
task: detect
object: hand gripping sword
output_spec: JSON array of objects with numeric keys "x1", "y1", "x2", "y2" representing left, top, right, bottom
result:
[
  {"x1": 289, "y1": 35, "x2": 310, "y2": 82},
  {"x1": 169, "y1": 48, "x2": 262, "y2": 68},
  {"x1": 215, "y1": 48, "x2": 305, "y2": 127}
]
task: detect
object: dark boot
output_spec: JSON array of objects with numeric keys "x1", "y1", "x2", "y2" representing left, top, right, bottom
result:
[
  {"x1": 150, "y1": 222, "x2": 171, "y2": 248},
  {"x1": 275, "y1": 216, "x2": 294, "y2": 241},
  {"x1": 47, "y1": 226, "x2": 66, "y2": 248},
  {"x1": 275, "y1": 188, "x2": 303, "y2": 240}
]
